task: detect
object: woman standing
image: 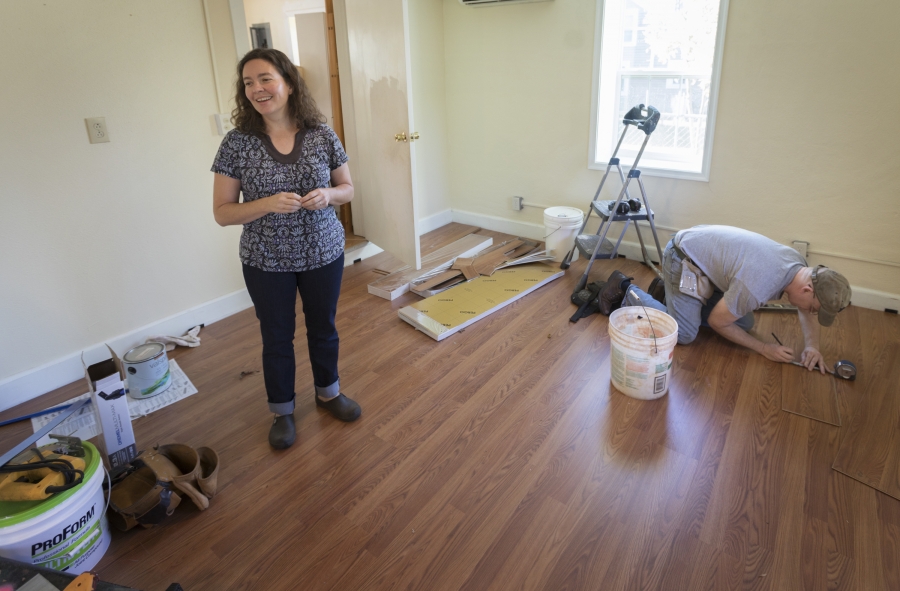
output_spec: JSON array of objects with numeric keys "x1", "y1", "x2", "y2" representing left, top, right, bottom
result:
[{"x1": 212, "y1": 48, "x2": 360, "y2": 449}]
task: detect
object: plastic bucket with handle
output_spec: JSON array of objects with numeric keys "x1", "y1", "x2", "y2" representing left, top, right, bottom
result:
[
  {"x1": 0, "y1": 441, "x2": 111, "y2": 573},
  {"x1": 609, "y1": 307, "x2": 678, "y2": 400}
]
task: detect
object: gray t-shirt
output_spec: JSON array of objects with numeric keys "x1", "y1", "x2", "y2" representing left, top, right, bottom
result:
[
  {"x1": 676, "y1": 225, "x2": 806, "y2": 318},
  {"x1": 211, "y1": 125, "x2": 348, "y2": 272}
]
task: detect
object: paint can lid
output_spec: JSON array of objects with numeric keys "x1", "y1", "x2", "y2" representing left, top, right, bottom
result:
[{"x1": 123, "y1": 342, "x2": 165, "y2": 363}]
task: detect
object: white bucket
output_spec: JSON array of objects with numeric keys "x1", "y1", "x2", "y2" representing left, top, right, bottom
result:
[
  {"x1": 0, "y1": 441, "x2": 111, "y2": 574},
  {"x1": 609, "y1": 307, "x2": 678, "y2": 400},
  {"x1": 123, "y1": 341, "x2": 171, "y2": 399},
  {"x1": 544, "y1": 207, "x2": 584, "y2": 263}
]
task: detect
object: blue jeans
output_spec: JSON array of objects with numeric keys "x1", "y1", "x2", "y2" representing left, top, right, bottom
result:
[
  {"x1": 242, "y1": 254, "x2": 344, "y2": 415},
  {"x1": 623, "y1": 240, "x2": 753, "y2": 345}
]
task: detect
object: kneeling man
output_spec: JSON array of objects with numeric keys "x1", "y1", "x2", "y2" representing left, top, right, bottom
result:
[{"x1": 598, "y1": 225, "x2": 851, "y2": 374}]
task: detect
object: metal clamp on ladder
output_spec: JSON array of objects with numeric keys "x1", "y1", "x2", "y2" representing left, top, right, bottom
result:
[{"x1": 561, "y1": 104, "x2": 665, "y2": 293}]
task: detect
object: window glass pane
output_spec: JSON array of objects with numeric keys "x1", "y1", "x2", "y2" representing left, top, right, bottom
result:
[{"x1": 593, "y1": 0, "x2": 725, "y2": 177}]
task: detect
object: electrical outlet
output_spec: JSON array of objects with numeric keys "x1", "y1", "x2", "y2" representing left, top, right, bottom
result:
[
  {"x1": 511, "y1": 196, "x2": 524, "y2": 211},
  {"x1": 85, "y1": 117, "x2": 110, "y2": 144},
  {"x1": 792, "y1": 240, "x2": 809, "y2": 258},
  {"x1": 214, "y1": 114, "x2": 234, "y2": 136}
]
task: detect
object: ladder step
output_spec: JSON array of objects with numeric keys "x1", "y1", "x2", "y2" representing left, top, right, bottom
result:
[
  {"x1": 575, "y1": 235, "x2": 617, "y2": 260},
  {"x1": 591, "y1": 200, "x2": 654, "y2": 221}
]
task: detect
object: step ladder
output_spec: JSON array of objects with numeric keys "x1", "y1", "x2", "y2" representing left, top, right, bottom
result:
[{"x1": 561, "y1": 104, "x2": 665, "y2": 292}]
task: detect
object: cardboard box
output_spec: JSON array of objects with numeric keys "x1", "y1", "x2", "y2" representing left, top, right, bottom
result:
[{"x1": 83, "y1": 345, "x2": 137, "y2": 470}]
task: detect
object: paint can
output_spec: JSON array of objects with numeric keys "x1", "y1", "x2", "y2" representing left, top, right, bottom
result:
[{"x1": 122, "y1": 342, "x2": 171, "y2": 399}]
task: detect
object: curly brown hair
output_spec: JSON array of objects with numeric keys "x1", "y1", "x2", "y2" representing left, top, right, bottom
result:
[{"x1": 232, "y1": 48, "x2": 326, "y2": 134}]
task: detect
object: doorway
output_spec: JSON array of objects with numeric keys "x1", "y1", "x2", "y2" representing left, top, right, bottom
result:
[{"x1": 238, "y1": 0, "x2": 355, "y2": 239}]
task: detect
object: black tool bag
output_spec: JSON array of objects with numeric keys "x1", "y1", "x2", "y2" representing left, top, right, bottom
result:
[{"x1": 569, "y1": 281, "x2": 605, "y2": 323}]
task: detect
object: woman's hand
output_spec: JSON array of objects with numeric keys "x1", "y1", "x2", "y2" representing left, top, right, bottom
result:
[
  {"x1": 300, "y1": 188, "x2": 331, "y2": 211},
  {"x1": 267, "y1": 192, "x2": 303, "y2": 214},
  {"x1": 761, "y1": 342, "x2": 794, "y2": 363},
  {"x1": 801, "y1": 346, "x2": 827, "y2": 374}
]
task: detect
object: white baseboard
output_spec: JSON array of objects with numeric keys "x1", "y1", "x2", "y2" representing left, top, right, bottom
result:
[
  {"x1": 0, "y1": 289, "x2": 254, "y2": 413},
  {"x1": 450, "y1": 208, "x2": 900, "y2": 314},
  {"x1": 451, "y1": 209, "x2": 546, "y2": 241},
  {"x1": 343, "y1": 242, "x2": 383, "y2": 265},
  {"x1": 418, "y1": 209, "x2": 454, "y2": 235},
  {"x1": 849, "y1": 287, "x2": 900, "y2": 313}
]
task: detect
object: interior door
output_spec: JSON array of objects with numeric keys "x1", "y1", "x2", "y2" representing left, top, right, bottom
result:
[{"x1": 340, "y1": 0, "x2": 420, "y2": 269}]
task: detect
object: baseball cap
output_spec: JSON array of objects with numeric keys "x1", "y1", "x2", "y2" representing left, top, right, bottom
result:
[{"x1": 811, "y1": 265, "x2": 851, "y2": 327}]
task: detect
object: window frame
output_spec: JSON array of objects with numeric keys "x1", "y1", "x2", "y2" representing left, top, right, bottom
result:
[{"x1": 588, "y1": 0, "x2": 731, "y2": 182}]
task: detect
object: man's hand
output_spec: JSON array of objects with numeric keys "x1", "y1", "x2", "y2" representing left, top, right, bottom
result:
[
  {"x1": 761, "y1": 342, "x2": 794, "y2": 363},
  {"x1": 800, "y1": 347, "x2": 827, "y2": 374}
]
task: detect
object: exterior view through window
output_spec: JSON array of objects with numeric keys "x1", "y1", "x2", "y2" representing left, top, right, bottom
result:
[{"x1": 591, "y1": 0, "x2": 727, "y2": 179}]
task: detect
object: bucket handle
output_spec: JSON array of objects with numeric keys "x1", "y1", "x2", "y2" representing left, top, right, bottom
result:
[
  {"x1": 543, "y1": 226, "x2": 562, "y2": 240},
  {"x1": 634, "y1": 300, "x2": 660, "y2": 354}
]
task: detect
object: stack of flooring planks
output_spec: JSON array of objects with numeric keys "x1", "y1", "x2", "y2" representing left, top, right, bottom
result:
[
  {"x1": 409, "y1": 239, "x2": 549, "y2": 297},
  {"x1": 399, "y1": 263, "x2": 564, "y2": 341},
  {"x1": 367, "y1": 233, "x2": 493, "y2": 300}
]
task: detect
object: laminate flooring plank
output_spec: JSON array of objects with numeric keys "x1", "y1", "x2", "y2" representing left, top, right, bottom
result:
[
  {"x1": 752, "y1": 310, "x2": 843, "y2": 426},
  {"x1": 767, "y1": 410, "x2": 812, "y2": 590},
  {"x1": 698, "y1": 351, "x2": 784, "y2": 558},
  {"x1": 832, "y1": 314, "x2": 900, "y2": 500},
  {"x1": 603, "y1": 450, "x2": 698, "y2": 591},
  {"x1": 346, "y1": 304, "x2": 600, "y2": 557}
]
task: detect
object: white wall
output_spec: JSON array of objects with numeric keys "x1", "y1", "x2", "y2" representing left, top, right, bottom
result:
[
  {"x1": 294, "y1": 12, "x2": 334, "y2": 126},
  {"x1": 441, "y1": 0, "x2": 900, "y2": 298},
  {"x1": 0, "y1": 0, "x2": 245, "y2": 405},
  {"x1": 409, "y1": 0, "x2": 453, "y2": 222}
]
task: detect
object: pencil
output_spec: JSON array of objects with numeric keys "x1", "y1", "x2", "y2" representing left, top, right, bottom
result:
[{"x1": 771, "y1": 333, "x2": 783, "y2": 346}]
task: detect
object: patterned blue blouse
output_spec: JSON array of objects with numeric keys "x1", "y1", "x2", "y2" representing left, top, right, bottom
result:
[{"x1": 211, "y1": 125, "x2": 348, "y2": 272}]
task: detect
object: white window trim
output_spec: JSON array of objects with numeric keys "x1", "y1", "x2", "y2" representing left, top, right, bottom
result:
[{"x1": 588, "y1": 0, "x2": 730, "y2": 182}]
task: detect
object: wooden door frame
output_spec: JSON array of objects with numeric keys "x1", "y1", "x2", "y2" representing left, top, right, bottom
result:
[{"x1": 324, "y1": 0, "x2": 353, "y2": 236}]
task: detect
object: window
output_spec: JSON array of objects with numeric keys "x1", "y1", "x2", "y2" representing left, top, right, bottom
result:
[{"x1": 589, "y1": 0, "x2": 729, "y2": 180}]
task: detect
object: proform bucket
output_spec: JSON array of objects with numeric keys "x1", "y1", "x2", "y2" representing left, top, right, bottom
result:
[
  {"x1": 608, "y1": 307, "x2": 678, "y2": 400},
  {"x1": 0, "y1": 441, "x2": 111, "y2": 574},
  {"x1": 544, "y1": 207, "x2": 584, "y2": 263}
]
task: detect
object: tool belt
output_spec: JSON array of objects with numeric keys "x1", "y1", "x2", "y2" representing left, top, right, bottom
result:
[
  {"x1": 673, "y1": 242, "x2": 714, "y2": 304},
  {"x1": 108, "y1": 444, "x2": 220, "y2": 531}
]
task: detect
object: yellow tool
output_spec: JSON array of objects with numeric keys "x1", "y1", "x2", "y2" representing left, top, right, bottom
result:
[{"x1": 0, "y1": 445, "x2": 86, "y2": 502}]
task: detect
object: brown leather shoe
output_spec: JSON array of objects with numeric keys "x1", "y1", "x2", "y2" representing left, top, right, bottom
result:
[
  {"x1": 316, "y1": 393, "x2": 361, "y2": 422},
  {"x1": 598, "y1": 270, "x2": 633, "y2": 315},
  {"x1": 269, "y1": 414, "x2": 296, "y2": 449}
]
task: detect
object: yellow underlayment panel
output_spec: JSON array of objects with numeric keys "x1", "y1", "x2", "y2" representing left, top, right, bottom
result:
[{"x1": 398, "y1": 263, "x2": 564, "y2": 341}]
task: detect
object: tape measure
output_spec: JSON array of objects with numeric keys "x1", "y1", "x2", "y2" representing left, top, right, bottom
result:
[
  {"x1": 833, "y1": 360, "x2": 857, "y2": 381},
  {"x1": 788, "y1": 359, "x2": 857, "y2": 380}
]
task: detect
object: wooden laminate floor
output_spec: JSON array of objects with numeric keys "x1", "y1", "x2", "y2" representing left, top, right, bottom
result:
[{"x1": 1, "y1": 223, "x2": 898, "y2": 591}]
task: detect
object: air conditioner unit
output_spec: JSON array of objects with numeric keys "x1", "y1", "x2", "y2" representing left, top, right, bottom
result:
[{"x1": 459, "y1": 0, "x2": 553, "y2": 6}]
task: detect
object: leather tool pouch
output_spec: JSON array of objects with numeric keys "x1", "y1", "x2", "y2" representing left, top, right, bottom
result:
[
  {"x1": 679, "y1": 259, "x2": 714, "y2": 304},
  {"x1": 108, "y1": 443, "x2": 220, "y2": 531}
]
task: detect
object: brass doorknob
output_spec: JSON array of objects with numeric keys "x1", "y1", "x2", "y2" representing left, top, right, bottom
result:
[
  {"x1": 394, "y1": 132, "x2": 408, "y2": 142},
  {"x1": 410, "y1": 132, "x2": 420, "y2": 141}
]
